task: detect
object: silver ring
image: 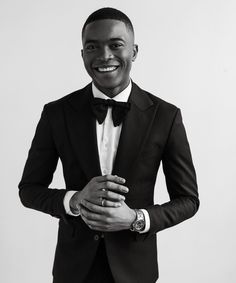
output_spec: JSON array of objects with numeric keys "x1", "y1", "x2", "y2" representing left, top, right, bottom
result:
[
  {"x1": 101, "y1": 198, "x2": 105, "y2": 207},
  {"x1": 101, "y1": 188, "x2": 106, "y2": 192}
]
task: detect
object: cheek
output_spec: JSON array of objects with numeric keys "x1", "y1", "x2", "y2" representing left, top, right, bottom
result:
[
  {"x1": 83, "y1": 61, "x2": 91, "y2": 75},
  {"x1": 83, "y1": 56, "x2": 90, "y2": 66},
  {"x1": 120, "y1": 52, "x2": 133, "y2": 67},
  {"x1": 82, "y1": 53, "x2": 94, "y2": 66},
  {"x1": 123, "y1": 58, "x2": 133, "y2": 72}
]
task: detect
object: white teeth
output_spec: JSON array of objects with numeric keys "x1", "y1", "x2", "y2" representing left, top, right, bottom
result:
[{"x1": 97, "y1": 66, "x2": 118, "y2": 72}]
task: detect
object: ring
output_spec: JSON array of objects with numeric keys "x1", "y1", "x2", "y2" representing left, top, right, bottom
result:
[
  {"x1": 101, "y1": 188, "x2": 106, "y2": 192},
  {"x1": 101, "y1": 198, "x2": 105, "y2": 207}
]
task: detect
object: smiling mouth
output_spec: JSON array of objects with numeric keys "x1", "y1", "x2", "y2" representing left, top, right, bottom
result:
[{"x1": 94, "y1": 66, "x2": 119, "y2": 73}]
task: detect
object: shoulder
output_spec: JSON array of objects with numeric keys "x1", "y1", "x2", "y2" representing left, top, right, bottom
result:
[
  {"x1": 132, "y1": 82, "x2": 179, "y2": 116},
  {"x1": 44, "y1": 84, "x2": 91, "y2": 112}
]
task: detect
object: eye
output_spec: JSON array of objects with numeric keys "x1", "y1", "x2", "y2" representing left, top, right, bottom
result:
[
  {"x1": 85, "y1": 44, "x2": 97, "y2": 51},
  {"x1": 110, "y1": 43, "x2": 123, "y2": 49}
]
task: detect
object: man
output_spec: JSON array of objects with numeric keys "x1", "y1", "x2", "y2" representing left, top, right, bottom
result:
[{"x1": 19, "y1": 7, "x2": 199, "y2": 283}]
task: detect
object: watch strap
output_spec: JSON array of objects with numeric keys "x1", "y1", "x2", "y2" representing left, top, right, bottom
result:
[{"x1": 130, "y1": 209, "x2": 145, "y2": 232}]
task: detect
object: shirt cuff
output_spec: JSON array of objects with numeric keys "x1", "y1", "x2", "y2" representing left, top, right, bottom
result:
[
  {"x1": 140, "y1": 209, "x2": 150, "y2": 233},
  {"x1": 63, "y1": 190, "x2": 80, "y2": 216}
]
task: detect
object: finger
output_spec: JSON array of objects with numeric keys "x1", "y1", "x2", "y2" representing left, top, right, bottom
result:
[
  {"x1": 100, "y1": 181, "x2": 129, "y2": 194},
  {"x1": 87, "y1": 222, "x2": 108, "y2": 232},
  {"x1": 90, "y1": 226, "x2": 105, "y2": 231},
  {"x1": 81, "y1": 199, "x2": 106, "y2": 214},
  {"x1": 80, "y1": 211, "x2": 97, "y2": 227},
  {"x1": 81, "y1": 216, "x2": 104, "y2": 231},
  {"x1": 100, "y1": 199, "x2": 122, "y2": 208},
  {"x1": 80, "y1": 213, "x2": 90, "y2": 227},
  {"x1": 80, "y1": 206, "x2": 102, "y2": 221},
  {"x1": 93, "y1": 175, "x2": 126, "y2": 185},
  {"x1": 80, "y1": 213, "x2": 108, "y2": 230},
  {"x1": 86, "y1": 221, "x2": 116, "y2": 232},
  {"x1": 101, "y1": 190, "x2": 126, "y2": 201},
  {"x1": 84, "y1": 194, "x2": 104, "y2": 206},
  {"x1": 84, "y1": 194, "x2": 123, "y2": 207}
]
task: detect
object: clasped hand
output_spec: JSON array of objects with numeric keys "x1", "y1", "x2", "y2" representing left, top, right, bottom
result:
[{"x1": 70, "y1": 175, "x2": 136, "y2": 232}]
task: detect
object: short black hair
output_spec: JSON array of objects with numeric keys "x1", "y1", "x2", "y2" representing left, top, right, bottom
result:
[{"x1": 82, "y1": 7, "x2": 134, "y2": 37}]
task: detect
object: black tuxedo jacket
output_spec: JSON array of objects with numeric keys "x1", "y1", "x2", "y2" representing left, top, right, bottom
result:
[{"x1": 19, "y1": 82, "x2": 199, "y2": 283}]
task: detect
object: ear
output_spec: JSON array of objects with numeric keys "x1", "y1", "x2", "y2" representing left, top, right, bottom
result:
[{"x1": 132, "y1": 44, "x2": 138, "y2": 62}]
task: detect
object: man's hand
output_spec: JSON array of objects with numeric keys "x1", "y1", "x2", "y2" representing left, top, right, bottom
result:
[
  {"x1": 80, "y1": 200, "x2": 136, "y2": 232},
  {"x1": 69, "y1": 175, "x2": 129, "y2": 213}
]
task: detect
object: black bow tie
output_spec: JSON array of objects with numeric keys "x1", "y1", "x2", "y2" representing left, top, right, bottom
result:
[{"x1": 91, "y1": 98, "x2": 131, "y2": 127}]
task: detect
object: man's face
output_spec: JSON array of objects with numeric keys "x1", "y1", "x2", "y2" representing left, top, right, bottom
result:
[{"x1": 82, "y1": 19, "x2": 138, "y2": 97}]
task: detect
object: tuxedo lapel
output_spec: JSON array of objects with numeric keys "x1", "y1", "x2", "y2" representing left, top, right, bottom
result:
[
  {"x1": 64, "y1": 82, "x2": 159, "y2": 182},
  {"x1": 112, "y1": 82, "x2": 159, "y2": 180},
  {"x1": 64, "y1": 83, "x2": 101, "y2": 180}
]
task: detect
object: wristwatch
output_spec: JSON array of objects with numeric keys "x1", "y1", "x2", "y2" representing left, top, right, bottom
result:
[{"x1": 130, "y1": 209, "x2": 145, "y2": 232}]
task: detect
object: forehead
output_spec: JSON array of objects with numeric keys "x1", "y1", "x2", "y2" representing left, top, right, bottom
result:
[{"x1": 82, "y1": 19, "x2": 133, "y2": 44}]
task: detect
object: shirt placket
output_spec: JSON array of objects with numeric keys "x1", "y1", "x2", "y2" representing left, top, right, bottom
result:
[{"x1": 100, "y1": 107, "x2": 114, "y2": 175}]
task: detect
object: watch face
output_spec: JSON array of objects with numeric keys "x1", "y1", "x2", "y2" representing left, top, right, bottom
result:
[{"x1": 134, "y1": 220, "x2": 145, "y2": 231}]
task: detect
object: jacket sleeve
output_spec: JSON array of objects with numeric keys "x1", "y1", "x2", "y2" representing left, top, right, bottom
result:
[
  {"x1": 18, "y1": 105, "x2": 67, "y2": 219},
  {"x1": 146, "y1": 109, "x2": 199, "y2": 234}
]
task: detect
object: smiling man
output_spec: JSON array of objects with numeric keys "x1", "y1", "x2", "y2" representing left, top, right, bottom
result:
[
  {"x1": 81, "y1": 16, "x2": 137, "y2": 96},
  {"x1": 19, "y1": 7, "x2": 199, "y2": 283}
]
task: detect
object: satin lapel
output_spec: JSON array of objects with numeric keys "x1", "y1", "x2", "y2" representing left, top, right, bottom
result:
[
  {"x1": 112, "y1": 83, "x2": 159, "y2": 180},
  {"x1": 64, "y1": 83, "x2": 101, "y2": 180}
]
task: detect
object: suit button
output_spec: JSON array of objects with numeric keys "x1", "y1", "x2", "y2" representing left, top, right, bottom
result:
[
  {"x1": 94, "y1": 234, "x2": 100, "y2": 241},
  {"x1": 101, "y1": 233, "x2": 104, "y2": 238}
]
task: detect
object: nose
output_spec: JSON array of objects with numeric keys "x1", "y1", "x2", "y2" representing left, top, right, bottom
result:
[{"x1": 99, "y1": 46, "x2": 113, "y2": 60}]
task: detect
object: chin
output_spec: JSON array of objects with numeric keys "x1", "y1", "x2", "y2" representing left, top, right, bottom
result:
[{"x1": 95, "y1": 80, "x2": 121, "y2": 90}]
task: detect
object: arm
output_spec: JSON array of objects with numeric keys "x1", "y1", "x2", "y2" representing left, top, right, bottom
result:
[
  {"x1": 146, "y1": 109, "x2": 200, "y2": 234},
  {"x1": 19, "y1": 106, "x2": 131, "y2": 221},
  {"x1": 18, "y1": 106, "x2": 67, "y2": 219},
  {"x1": 77, "y1": 109, "x2": 199, "y2": 234}
]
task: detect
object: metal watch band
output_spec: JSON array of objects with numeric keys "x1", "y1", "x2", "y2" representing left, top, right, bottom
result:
[{"x1": 130, "y1": 209, "x2": 145, "y2": 232}]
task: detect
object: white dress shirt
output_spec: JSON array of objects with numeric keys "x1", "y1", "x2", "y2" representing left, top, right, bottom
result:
[{"x1": 63, "y1": 81, "x2": 150, "y2": 233}]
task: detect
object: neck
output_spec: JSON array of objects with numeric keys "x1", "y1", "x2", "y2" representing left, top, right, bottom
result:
[{"x1": 93, "y1": 80, "x2": 130, "y2": 98}]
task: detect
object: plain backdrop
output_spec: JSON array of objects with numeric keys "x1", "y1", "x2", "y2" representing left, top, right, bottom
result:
[{"x1": 1, "y1": 0, "x2": 236, "y2": 282}]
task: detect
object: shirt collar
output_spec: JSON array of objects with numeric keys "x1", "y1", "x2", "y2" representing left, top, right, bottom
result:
[{"x1": 92, "y1": 80, "x2": 132, "y2": 102}]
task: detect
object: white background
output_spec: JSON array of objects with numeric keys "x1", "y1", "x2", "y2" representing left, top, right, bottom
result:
[{"x1": 1, "y1": 0, "x2": 236, "y2": 282}]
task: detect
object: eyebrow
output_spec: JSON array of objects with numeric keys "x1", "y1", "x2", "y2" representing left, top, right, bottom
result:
[
  {"x1": 84, "y1": 37, "x2": 125, "y2": 45},
  {"x1": 110, "y1": 37, "x2": 125, "y2": 42}
]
